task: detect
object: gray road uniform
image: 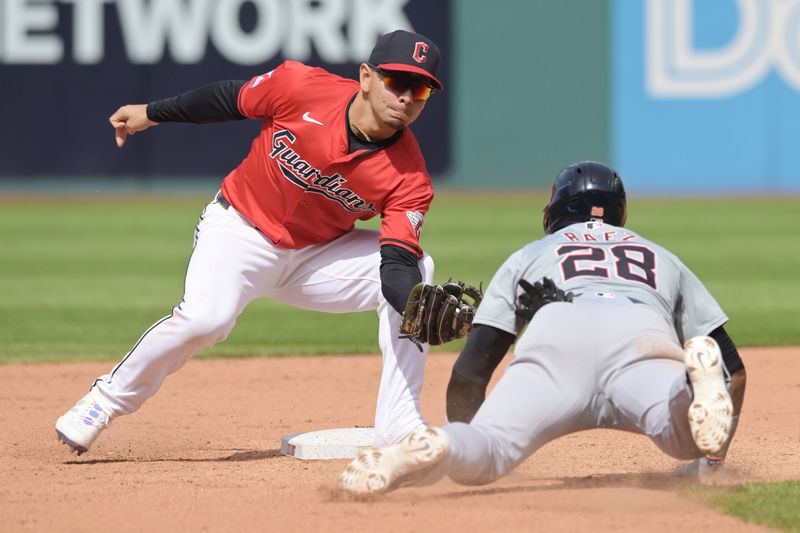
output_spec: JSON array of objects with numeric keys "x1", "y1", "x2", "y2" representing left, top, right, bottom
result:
[{"x1": 440, "y1": 220, "x2": 728, "y2": 485}]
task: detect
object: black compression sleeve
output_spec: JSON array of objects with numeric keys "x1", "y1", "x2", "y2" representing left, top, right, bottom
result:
[
  {"x1": 446, "y1": 324, "x2": 515, "y2": 423},
  {"x1": 380, "y1": 245, "x2": 423, "y2": 315},
  {"x1": 146, "y1": 80, "x2": 247, "y2": 123},
  {"x1": 709, "y1": 325, "x2": 745, "y2": 374}
]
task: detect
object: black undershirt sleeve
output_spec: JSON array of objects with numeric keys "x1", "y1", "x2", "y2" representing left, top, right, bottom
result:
[
  {"x1": 380, "y1": 244, "x2": 423, "y2": 316},
  {"x1": 146, "y1": 80, "x2": 247, "y2": 124},
  {"x1": 709, "y1": 325, "x2": 745, "y2": 374},
  {"x1": 446, "y1": 324, "x2": 516, "y2": 423}
]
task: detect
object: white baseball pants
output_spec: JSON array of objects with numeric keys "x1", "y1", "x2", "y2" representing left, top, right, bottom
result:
[{"x1": 91, "y1": 195, "x2": 434, "y2": 446}]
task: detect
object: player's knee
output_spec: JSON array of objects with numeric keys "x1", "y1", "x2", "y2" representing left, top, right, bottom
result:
[
  {"x1": 646, "y1": 416, "x2": 703, "y2": 460},
  {"x1": 419, "y1": 253, "x2": 435, "y2": 284},
  {"x1": 173, "y1": 304, "x2": 236, "y2": 345},
  {"x1": 657, "y1": 437, "x2": 705, "y2": 461}
]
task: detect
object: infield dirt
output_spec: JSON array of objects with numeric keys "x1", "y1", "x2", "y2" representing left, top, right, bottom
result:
[{"x1": 2, "y1": 348, "x2": 798, "y2": 532}]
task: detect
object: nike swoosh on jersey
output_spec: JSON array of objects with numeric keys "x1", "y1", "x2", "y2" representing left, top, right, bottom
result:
[{"x1": 302, "y1": 112, "x2": 324, "y2": 126}]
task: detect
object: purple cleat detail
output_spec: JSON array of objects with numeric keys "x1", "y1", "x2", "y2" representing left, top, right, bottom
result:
[{"x1": 57, "y1": 392, "x2": 112, "y2": 455}]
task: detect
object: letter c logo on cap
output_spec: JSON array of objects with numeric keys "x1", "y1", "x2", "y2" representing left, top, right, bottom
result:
[{"x1": 413, "y1": 42, "x2": 429, "y2": 63}]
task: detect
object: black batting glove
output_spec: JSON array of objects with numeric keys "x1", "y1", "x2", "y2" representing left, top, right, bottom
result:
[{"x1": 515, "y1": 277, "x2": 574, "y2": 325}]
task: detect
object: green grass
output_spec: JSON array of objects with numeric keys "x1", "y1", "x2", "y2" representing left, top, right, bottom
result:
[
  {"x1": 685, "y1": 481, "x2": 800, "y2": 532},
  {"x1": 1, "y1": 193, "x2": 798, "y2": 363}
]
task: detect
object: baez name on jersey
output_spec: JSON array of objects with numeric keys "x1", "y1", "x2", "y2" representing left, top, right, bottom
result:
[
  {"x1": 561, "y1": 226, "x2": 638, "y2": 243},
  {"x1": 270, "y1": 129, "x2": 377, "y2": 214}
]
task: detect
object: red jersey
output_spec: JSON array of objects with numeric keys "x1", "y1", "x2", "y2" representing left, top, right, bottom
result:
[{"x1": 220, "y1": 61, "x2": 434, "y2": 258}]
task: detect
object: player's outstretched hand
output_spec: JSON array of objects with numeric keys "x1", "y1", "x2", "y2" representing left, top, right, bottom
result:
[
  {"x1": 109, "y1": 104, "x2": 158, "y2": 148},
  {"x1": 515, "y1": 277, "x2": 574, "y2": 326}
]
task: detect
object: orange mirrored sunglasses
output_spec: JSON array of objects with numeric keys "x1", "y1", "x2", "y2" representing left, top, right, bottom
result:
[{"x1": 369, "y1": 64, "x2": 434, "y2": 101}]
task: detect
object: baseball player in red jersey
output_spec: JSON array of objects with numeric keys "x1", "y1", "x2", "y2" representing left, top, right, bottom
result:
[{"x1": 55, "y1": 30, "x2": 445, "y2": 454}]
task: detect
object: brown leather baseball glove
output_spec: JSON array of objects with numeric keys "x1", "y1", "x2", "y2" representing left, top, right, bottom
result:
[{"x1": 399, "y1": 281, "x2": 483, "y2": 350}]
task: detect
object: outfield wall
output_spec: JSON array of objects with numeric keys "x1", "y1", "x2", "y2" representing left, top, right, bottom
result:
[
  {"x1": 452, "y1": 0, "x2": 800, "y2": 192},
  {"x1": 1, "y1": 0, "x2": 799, "y2": 192},
  {"x1": 450, "y1": 0, "x2": 610, "y2": 188}
]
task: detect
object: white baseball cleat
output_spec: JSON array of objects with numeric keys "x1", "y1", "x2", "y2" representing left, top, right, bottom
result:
[
  {"x1": 55, "y1": 392, "x2": 112, "y2": 455},
  {"x1": 684, "y1": 336, "x2": 734, "y2": 455},
  {"x1": 339, "y1": 427, "x2": 450, "y2": 495}
]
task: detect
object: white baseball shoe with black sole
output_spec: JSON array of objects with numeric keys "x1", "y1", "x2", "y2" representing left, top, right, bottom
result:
[
  {"x1": 339, "y1": 427, "x2": 450, "y2": 495},
  {"x1": 55, "y1": 392, "x2": 112, "y2": 455},
  {"x1": 684, "y1": 336, "x2": 734, "y2": 455}
]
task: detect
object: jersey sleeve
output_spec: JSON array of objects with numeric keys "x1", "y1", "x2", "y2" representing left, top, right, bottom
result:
[
  {"x1": 378, "y1": 173, "x2": 434, "y2": 258},
  {"x1": 472, "y1": 249, "x2": 525, "y2": 335},
  {"x1": 237, "y1": 61, "x2": 309, "y2": 119},
  {"x1": 676, "y1": 264, "x2": 729, "y2": 341}
]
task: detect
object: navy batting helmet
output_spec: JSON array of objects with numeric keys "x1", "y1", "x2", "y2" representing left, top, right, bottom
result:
[{"x1": 542, "y1": 161, "x2": 627, "y2": 234}]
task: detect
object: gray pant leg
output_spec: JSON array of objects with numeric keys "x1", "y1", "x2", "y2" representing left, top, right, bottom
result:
[
  {"x1": 443, "y1": 357, "x2": 589, "y2": 485},
  {"x1": 604, "y1": 354, "x2": 700, "y2": 460}
]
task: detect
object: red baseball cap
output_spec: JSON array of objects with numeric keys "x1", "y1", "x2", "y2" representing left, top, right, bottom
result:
[{"x1": 368, "y1": 30, "x2": 443, "y2": 91}]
